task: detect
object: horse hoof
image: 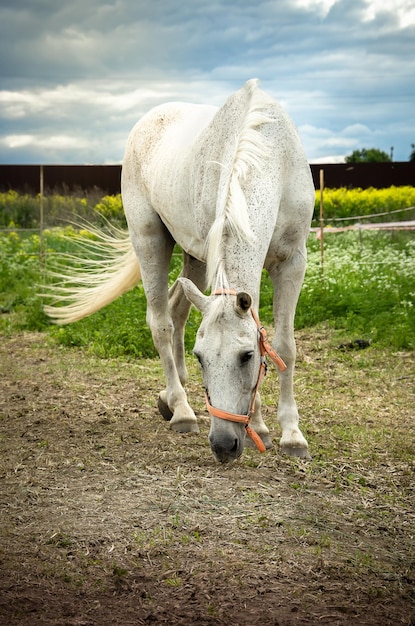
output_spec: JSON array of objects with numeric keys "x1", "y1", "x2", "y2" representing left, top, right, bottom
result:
[
  {"x1": 245, "y1": 433, "x2": 273, "y2": 450},
  {"x1": 158, "y1": 395, "x2": 173, "y2": 421},
  {"x1": 170, "y1": 421, "x2": 200, "y2": 434},
  {"x1": 281, "y1": 445, "x2": 311, "y2": 460}
]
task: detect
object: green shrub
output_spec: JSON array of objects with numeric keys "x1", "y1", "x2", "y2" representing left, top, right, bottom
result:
[
  {"x1": 94, "y1": 195, "x2": 126, "y2": 226},
  {"x1": 0, "y1": 190, "x2": 125, "y2": 229},
  {"x1": 0, "y1": 231, "x2": 48, "y2": 331},
  {"x1": 0, "y1": 191, "x2": 39, "y2": 229}
]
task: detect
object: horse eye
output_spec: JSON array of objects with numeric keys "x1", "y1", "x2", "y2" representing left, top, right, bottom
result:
[{"x1": 240, "y1": 351, "x2": 254, "y2": 365}]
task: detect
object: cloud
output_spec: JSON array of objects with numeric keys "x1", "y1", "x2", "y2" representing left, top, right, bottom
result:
[{"x1": 0, "y1": 0, "x2": 414, "y2": 164}]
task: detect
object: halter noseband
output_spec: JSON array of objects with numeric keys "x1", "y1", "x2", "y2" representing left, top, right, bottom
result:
[{"x1": 204, "y1": 289, "x2": 287, "y2": 453}]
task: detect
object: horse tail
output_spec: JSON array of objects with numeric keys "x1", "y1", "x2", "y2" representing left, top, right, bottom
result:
[{"x1": 43, "y1": 226, "x2": 141, "y2": 325}]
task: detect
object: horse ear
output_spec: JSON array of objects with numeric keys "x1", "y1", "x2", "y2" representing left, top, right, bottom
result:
[
  {"x1": 236, "y1": 292, "x2": 252, "y2": 313},
  {"x1": 179, "y1": 278, "x2": 209, "y2": 313}
]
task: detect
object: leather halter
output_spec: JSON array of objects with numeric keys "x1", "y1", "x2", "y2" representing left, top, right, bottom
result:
[{"x1": 204, "y1": 289, "x2": 287, "y2": 453}]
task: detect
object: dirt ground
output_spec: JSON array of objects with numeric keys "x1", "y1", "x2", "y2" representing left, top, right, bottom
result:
[{"x1": 0, "y1": 330, "x2": 414, "y2": 625}]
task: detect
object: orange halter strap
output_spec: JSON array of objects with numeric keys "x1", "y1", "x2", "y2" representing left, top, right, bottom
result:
[{"x1": 204, "y1": 289, "x2": 287, "y2": 453}]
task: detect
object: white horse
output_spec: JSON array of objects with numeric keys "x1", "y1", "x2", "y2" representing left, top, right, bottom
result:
[{"x1": 45, "y1": 79, "x2": 315, "y2": 464}]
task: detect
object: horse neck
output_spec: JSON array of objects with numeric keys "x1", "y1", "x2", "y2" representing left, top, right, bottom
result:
[
  {"x1": 192, "y1": 83, "x2": 274, "y2": 297},
  {"x1": 211, "y1": 239, "x2": 265, "y2": 309},
  {"x1": 190, "y1": 80, "x2": 272, "y2": 213}
]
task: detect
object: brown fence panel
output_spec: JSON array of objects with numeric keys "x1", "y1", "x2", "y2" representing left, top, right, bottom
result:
[
  {"x1": 0, "y1": 162, "x2": 414, "y2": 194},
  {"x1": 0, "y1": 165, "x2": 122, "y2": 195},
  {"x1": 0, "y1": 165, "x2": 40, "y2": 192},
  {"x1": 310, "y1": 162, "x2": 415, "y2": 189}
]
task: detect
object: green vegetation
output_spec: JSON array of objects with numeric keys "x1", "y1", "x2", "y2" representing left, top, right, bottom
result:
[
  {"x1": 345, "y1": 148, "x2": 392, "y2": 163},
  {"x1": 315, "y1": 186, "x2": 415, "y2": 223},
  {"x1": 0, "y1": 226, "x2": 198, "y2": 357},
  {"x1": 1, "y1": 223, "x2": 414, "y2": 354},
  {"x1": 0, "y1": 190, "x2": 126, "y2": 229},
  {"x1": 1, "y1": 186, "x2": 414, "y2": 230},
  {"x1": 296, "y1": 231, "x2": 414, "y2": 350},
  {"x1": 0, "y1": 186, "x2": 414, "y2": 353}
]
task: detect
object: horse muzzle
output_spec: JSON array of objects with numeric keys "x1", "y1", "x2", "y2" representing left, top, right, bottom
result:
[{"x1": 209, "y1": 427, "x2": 244, "y2": 463}]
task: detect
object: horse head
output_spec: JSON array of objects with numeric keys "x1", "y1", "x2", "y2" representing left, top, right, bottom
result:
[{"x1": 180, "y1": 278, "x2": 264, "y2": 463}]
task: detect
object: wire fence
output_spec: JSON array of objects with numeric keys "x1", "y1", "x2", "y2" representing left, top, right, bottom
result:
[
  {"x1": 310, "y1": 218, "x2": 415, "y2": 238},
  {"x1": 326, "y1": 205, "x2": 415, "y2": 222},
  {"x1": 2, "y1": 204, "x2": 414, "y2": 233}
]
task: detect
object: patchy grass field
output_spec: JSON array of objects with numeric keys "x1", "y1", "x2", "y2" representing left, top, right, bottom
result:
[{"x1": 0, "y1": 328, "x2": 413, "y2": 625}]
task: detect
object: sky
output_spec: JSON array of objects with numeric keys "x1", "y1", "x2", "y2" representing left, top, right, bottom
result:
[{"x1": 0, "y1": 0, "x2": 414, "y2": 165}]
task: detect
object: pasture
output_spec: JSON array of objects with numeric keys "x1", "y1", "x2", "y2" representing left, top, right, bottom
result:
[
  {"x1": 0, "y1": 328, "x2": 413, "y2": 625},
  {"x1": 0, "y1": 223, "x2": 414, "y2": 624}
]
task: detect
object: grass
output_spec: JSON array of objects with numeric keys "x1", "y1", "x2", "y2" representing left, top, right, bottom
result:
[
  {"x1": 0, "y1": 226, "x2": 414, "y2": 353},
  {"x1": 296, "y1": 231, "x2": 415, "y2": 349},
  {"x1": 0, "y1": 184, "x2": 413, "y2": 626}
]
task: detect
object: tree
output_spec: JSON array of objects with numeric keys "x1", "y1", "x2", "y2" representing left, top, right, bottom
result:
[
  {"x1": 345, "y1": 148, "x2": 392, "y2": 163},
  {"x1": 410, "y1": 144, "x2": 415, "y2": 162}
]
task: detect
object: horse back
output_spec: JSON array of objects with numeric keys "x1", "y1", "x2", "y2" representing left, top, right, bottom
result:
[{"x1": 122, "y1": 82, "x2": 314, "y2": 267}]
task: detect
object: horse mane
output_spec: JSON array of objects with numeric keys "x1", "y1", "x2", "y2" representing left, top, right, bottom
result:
[{"x1": 206, "y1": 79, "x2": 272, "y2": 293}]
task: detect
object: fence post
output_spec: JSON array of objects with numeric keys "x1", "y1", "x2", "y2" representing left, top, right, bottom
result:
[
  {"x1": 39, "y1": 165, "x2": 44, "y2": 267},
  {"x1": 319, "y1": 168, "x2": 324, "y2": 277}
]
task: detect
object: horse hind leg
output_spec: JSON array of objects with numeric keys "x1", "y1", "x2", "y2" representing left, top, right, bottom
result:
[
  {"x1": 268, "y1": 247, "x2": 311, "y2": 459},
  {"x1": 158, "y1": 253, "x2": 207, "y2": 429}
]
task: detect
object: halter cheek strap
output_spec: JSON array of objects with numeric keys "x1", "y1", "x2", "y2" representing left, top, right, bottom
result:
[{"x1": 204, "y1": 289, "x2": 287, "y2": 453}]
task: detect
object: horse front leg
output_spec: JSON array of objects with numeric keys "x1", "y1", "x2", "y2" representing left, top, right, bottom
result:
[
  {"x1": 157, "y1": 254, "x2": 207, "y2": 429},
  {"x1": 130, "y1": 227, "x2": 199, "y2": 434},
  {"x1": 268, "y1": 248, "x2": 310, "y2": 458},
  {"x1": 148, "y1": 290, "x2": 199, "y2": 434},
  {"x1": 168, "y1": 253, "x2": 207, "y2": 386}
]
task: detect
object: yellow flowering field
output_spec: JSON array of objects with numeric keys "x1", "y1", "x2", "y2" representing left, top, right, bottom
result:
[{"x1": 314, "y1": 186, "x2": 415, "y2": 223}]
